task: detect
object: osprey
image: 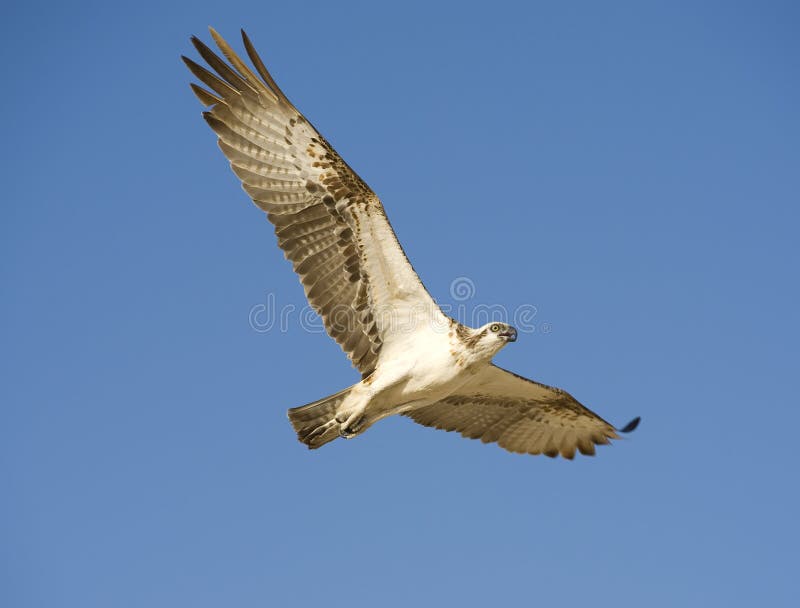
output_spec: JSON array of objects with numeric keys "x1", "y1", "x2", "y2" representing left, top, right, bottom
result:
[{"x1": 183, "y1": 29, "x2": 640, "y2": 458}]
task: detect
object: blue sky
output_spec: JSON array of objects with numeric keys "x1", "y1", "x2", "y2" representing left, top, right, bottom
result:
[{"x1": 2, "y1": 1, "x2": 799, "y2": 606}]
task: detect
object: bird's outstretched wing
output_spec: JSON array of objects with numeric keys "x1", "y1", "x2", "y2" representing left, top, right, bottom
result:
[
  {"x1": 183, "y1": 29, "x2": 444, "y2": 377},
  {"x1": 405, "y1": 365, "x2": 640, "y2": 458}
]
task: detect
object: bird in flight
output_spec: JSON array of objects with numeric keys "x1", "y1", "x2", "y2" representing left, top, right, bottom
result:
[{"x1": 183, "y1": 28, "x2": 640, "y2": 458}]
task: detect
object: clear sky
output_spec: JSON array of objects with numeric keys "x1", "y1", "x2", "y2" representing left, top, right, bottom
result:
[{"x1": 2, "y1": 1, "x2": 798, "y2": 606}]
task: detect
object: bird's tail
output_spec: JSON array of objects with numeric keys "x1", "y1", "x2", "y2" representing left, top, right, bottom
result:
[{"x1": 287, "y1": 387, "x2": 351, "y2": 449}]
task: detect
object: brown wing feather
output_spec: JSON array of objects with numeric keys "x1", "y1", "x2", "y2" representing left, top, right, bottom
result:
[
  {"x1": 405, "y1": 365, "x2": 638, "y2": 459},
  {"x1": 184, "y1": 29, "x2": 441, "y2": 376}
]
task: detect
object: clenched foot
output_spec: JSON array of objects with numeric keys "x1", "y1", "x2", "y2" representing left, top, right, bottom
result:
[{"x1": 336, "y1": 409, "x2": 366, "y2": 438}]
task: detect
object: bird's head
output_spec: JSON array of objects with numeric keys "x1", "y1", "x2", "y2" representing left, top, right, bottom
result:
[{"x1": 467, "y1": 322, "x2": 518, "y2": 360}]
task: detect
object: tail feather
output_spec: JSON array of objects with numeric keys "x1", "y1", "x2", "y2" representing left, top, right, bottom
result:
[{"x1": 287, "y1": 387, "x2": 351, "y2": 449}]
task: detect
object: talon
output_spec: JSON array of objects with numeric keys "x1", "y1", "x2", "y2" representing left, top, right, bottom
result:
[{"x1": 339, "y1": 413, "x2": 365, "y2": 438}]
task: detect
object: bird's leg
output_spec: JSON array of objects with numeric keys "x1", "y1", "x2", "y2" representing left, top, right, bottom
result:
[
  {"x1": 334, "y1": 387, "x2": 372, "y2": 438},
  {"x1": 336, "y1": 408, "x2": 367, "y2": 438},
  {"x1": 334, "y1": 375, "x2": 388, "y2": 438}
]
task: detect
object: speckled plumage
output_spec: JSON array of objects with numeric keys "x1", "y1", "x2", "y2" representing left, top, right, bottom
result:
[{"x1": 184, "y1": 28, "x2": 639, "y2": 458}]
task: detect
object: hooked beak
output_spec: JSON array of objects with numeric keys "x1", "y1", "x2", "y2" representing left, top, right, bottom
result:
[{"x1": 499, "y1": 327, "x2": 517, "y2": 342}]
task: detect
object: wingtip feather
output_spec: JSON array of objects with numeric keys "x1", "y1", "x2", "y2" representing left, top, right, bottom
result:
[
  {"x1": 189, "y1": 83, "x2": 222, "y2": 106},
  {"x1": 182, "y1": 54, "x2": 241, "y2": 98},
  {"x1": 240, "y1": 29, "x2": 293, "y2": 107},
  {"x1": 619, "y1": 416, "x2": 641, "y2": 434}
]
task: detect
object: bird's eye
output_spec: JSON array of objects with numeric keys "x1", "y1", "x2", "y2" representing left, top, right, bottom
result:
[{"x1": 490, "y1": 324, "x2": 500, "y2": 332}]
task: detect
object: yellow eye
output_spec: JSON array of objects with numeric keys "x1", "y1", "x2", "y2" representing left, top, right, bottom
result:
[{"x1": 490, "y1": 324, "x2": 500, "y2": 332}]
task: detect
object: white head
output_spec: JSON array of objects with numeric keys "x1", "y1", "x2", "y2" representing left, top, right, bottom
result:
[{"x1": 462, "y1": 322, "x2": 518, "y2": 362}]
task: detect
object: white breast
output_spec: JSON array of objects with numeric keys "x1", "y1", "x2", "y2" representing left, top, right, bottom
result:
[{"x1": 374, "y1": 320, "x2": 474, "y2": 406}]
